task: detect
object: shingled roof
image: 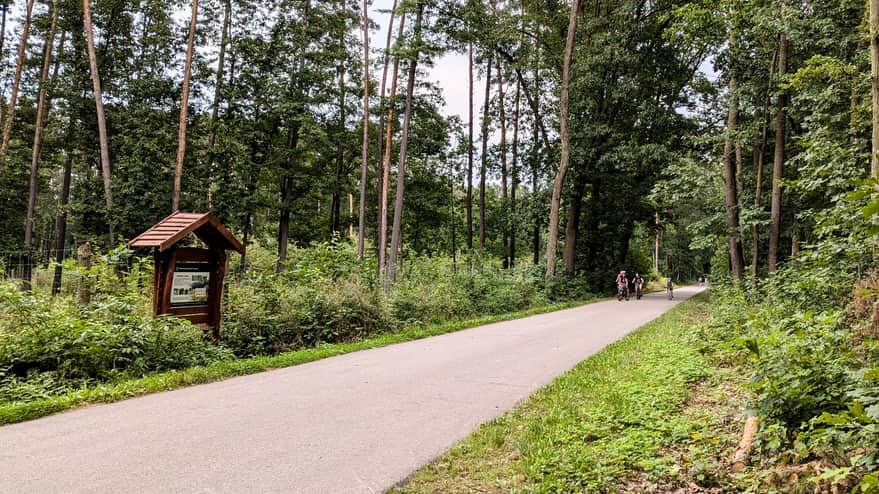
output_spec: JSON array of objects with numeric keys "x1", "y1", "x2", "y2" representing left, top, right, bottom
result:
[{"x1": 128, "y1": 212, "x2": 245, "y2": 254}]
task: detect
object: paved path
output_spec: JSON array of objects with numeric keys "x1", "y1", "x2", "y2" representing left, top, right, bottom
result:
[{"x1": 0, "y1": 286, "x2": 702, "y2": 494}]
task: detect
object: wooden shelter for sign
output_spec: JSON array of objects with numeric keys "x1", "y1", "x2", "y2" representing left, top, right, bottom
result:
[{"x1": 128, "y1": 212, "x2": 244, "y2": 340}]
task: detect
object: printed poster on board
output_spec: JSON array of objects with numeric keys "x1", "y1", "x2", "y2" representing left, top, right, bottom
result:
[{"x1": 170, "y1": 262, "x2": 210, "y2": 307}]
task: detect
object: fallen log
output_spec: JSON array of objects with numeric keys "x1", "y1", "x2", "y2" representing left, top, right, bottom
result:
[{"x1": 732, "y1": 415, "x2": 759, "y2": 472}]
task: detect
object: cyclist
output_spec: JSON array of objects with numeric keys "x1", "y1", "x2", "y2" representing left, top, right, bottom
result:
[
  {"x1": 666, "y1": 275, "x2": 674, "y2": 300},
  {"x1": 615, "y1": 270, "x2": 629, "y2": 301},
  {"x1": 632, "y1": 273, "x2": 644, "y2": 299}
]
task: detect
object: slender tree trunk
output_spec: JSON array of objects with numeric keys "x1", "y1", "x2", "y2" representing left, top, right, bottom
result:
[
  {"x1": 768, "y1": 11, "x2": 788, "y2": 274},
  {"x1": 722, "y1": 74, "x2": 744, "y2": 279},
  {"x1": 172, "y1": 0, "x2": 199, "y2": 212},
  {"x1": 375, "y1": 0, "x2": 397, "y2": 255},
  {"x1": 357, "y1": 0, "x2": 370, "y2": 258},
  {"x1": 498, "y1": 65, "x2": 509, "y2": 267},
  {"x1": 387, "y1": 2, "x2": 423, "y2": 284},
  {"x1": 751, "y1": 52, "x2": 774, "y2": 278},
  {"x1": 479, "y1": 55, "x2": 492, "y2": 252},
  {"x1": 510, "y1": 0, "x2": 524, "y2": 269},
  {"x1": 450, "y1": 168, "x2": 457, "y2": 270},
  {"x1": 546, "y1": 0, "x2": 579, "y2": 279},
  {"x1": 277, "y1": 0, "x2": 310, "y2": 273},
  {"x1": 207, "y1": 0, "x2": 231, "y2": 208},
  {"x1": 532, "y1": 25, "x2": 541, "y2": 266},
  {"x1": 379, "y1": 12, "x2": 406, "y2": 283},
  {"x1": 0, "y1": 2, "x2": 7, "y2": 63},
  {"x1": 52, "y1": 133, "x2": 74, "y2": 295},
  {"x1": 563, "y1": 173, "x2": 586, "y2": 276},
  {"x1": 511, "y1": 77, "x2": 521, "y2": 269},
  {"x1": 0, "y1": 0, "x2": 36, "y2": 164},
  {"x1": 23, "y1": 0, "x2": 59, "y2": 290},
  {"x1": 654, "y1": 212, "x2": 660, "y2": 272},
  {"x1": 467, "y1": 40, "x2": 474, "y2": 252},
  {"x1": 277, "y1": 125, "x2": 301, "y2": 273},
  {"x1": 872, "y1": 0, "x2": 879, "y2": 179},
  {"x1": 84, "y1": 0, "x2": 114, "y2": 243}
]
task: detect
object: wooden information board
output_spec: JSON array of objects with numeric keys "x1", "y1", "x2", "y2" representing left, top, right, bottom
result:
[{"x1": 129, "y1": 212, "x2": 244, "y2": 341}]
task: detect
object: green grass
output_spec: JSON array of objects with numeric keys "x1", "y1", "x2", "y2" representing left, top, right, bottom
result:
[
  {"x1": 0, "y1": 297, "x2": 598, "y2": 426},
  {"x1": 393, "y1": 293, "x2": 751, "y2": 494}
]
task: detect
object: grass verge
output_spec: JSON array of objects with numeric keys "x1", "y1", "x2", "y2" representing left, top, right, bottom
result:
[
  {"x1": 0, "y1": 298, "x2": 598, "y2": 427},
  {"x1": 393, "y1": 293, "x2": 752, "y2": 494}
]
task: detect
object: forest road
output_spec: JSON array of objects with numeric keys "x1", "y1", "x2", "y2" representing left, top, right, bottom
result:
[{"x1": 0, "y1": 285, "x2": 703, "y2": 494}]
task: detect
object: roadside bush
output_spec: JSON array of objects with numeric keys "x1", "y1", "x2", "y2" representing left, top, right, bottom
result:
[{"x1": 0, "y1": 279, "x2": 230, "y2": 403}]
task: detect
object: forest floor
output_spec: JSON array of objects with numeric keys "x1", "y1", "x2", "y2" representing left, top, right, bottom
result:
[
  {"x1": 0, "y1": 287, "x2": 693, "y2": 493},
  {"x1": 393, "y1": 292, "x2": 756, "y2": 493}
]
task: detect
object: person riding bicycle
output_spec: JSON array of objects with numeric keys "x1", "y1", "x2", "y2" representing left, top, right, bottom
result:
[
  {"x1": 666, "y1": 275, "x2": 674, "y2": 300},
  {"x1": 615, "y1": 271, "x2": 629, "y2": 300},
  {"x1": 632, "y1": 273, "x2": 644, "y2": 297}
]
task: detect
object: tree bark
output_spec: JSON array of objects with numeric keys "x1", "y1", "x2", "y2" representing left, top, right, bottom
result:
[
  {"x1": 380, "y1": 12, "x2": 407, "y2": 283},
  {"x1": 357, "y1": 0, "x2": 369, "y2": 258},
  {"x1": 76, "y1": 242, "x2": 92, "y2": 306},
  {"x1": 511, "y1": 76, "x2": 521, "y2": 269},
  {"x1": 498, "y1": 65, "x2": 508, "y2": 267},
  {"x1": 510, "y1": 0, "x2": 524, "y2": 269},
  {"x1": 172, "y1": 0, "x2": 199, "y2": 212},
  {"x1": 546, "y1": 0, "x2": 579, "y2": 279},
  {"x1": 387, "y1": 2, "x2": 423, "y2": 284},
  {"x1": 375, "y1": 0, "x2": 397, "y2": 256},
  {"x1": 722, "y1": 74, "x2": 744, "y2": 279},
  {"x1": 872, "y1": 0, "x2": 879, "y2": 179},
  {"x1": 52, "y1": 133, "x2": 74, "y2": 295},
  {"x1": 768, "y1": 8, "x2": 788, "y2": 275},
  {"x1": 563, "y1": 173, "x2": 587, "y2": 276},
  {"x1": 532, "y1": 24, "x2": 541, "y2": 266},
  {"x1": 84, "y1": 0, "x2": 114, "y2": 243},
  {"x1": 467, "y1": 40, "x2": 474, "y2": 252},
  {"x1": 23, "y1": 0, "x2": 59, "y2": 290},
  {"x1": 207, "y1": 0, "x2": 231, "y2": 208},
  {"x1": 479, "y1": 56, "x2": 492, "y2": 252},
  {"x1": 0, "y1": 0, "x2": 36, "y2": 164}
]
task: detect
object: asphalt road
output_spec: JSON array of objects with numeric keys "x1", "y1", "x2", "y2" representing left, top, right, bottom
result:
[{"x1": 0, "y1": 285, "x2": 702, "y2": 494}]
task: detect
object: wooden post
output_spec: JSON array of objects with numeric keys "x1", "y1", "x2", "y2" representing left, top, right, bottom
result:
[{"x1": 76, "y1": 242, "x2": 92, "y2": 306}]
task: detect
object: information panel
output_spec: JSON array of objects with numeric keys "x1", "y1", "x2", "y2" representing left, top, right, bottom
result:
[{"x1": 170, "y1": 262, "x2": 210, "y2": 307}]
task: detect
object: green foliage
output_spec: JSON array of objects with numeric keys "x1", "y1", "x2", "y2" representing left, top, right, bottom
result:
[{"x1": 0, "y1": 273, "x2": 230, "y2": 404}]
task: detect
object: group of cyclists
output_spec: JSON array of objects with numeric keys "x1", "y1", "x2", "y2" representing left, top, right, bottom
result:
[{"x1": 614, "y1": 270, "x2": 675, "y2": 301}]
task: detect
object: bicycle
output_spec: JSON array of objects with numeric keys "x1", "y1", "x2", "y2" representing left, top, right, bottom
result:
[{"x1": 617, "y1": 281, "x2": 629, "y2": 301}]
